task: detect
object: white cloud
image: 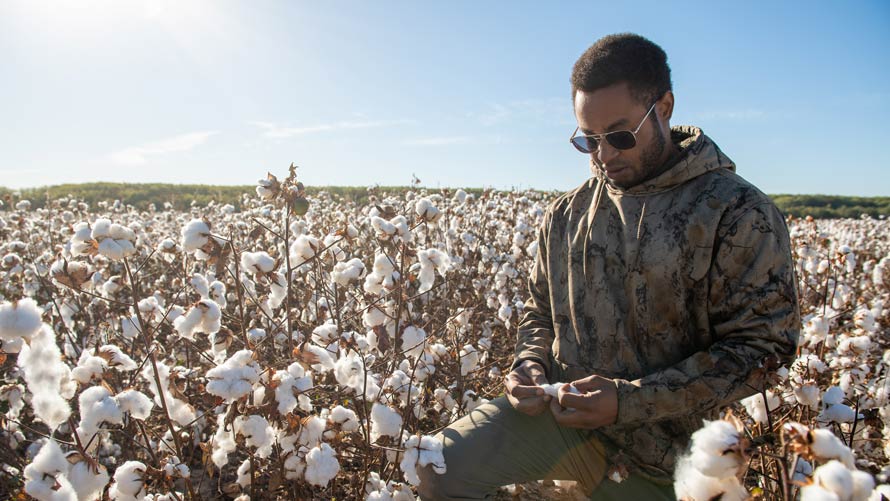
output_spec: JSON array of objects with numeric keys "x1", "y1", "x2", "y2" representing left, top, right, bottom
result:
[
  {"x1": 108, "y1": 131, "x2": 219, "y2": 165},
  {"x1": 470, "y1": 97, "x2": 573, "y2": 127},
  {"x1": 250, "y1": 119, "x2": 414, "y2": 139}
]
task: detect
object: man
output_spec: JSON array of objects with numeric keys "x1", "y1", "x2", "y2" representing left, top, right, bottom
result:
[{"x1": 418, "y1": 33, "x2": 799, "y2": 500}]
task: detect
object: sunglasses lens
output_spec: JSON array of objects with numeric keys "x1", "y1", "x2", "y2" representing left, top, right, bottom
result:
[
  {"x1": 606, "y1": 131, "x2": 636, "y2": 150},
  {"x1": 571, "y1": 136, "x2": 598, "y2": 154}
]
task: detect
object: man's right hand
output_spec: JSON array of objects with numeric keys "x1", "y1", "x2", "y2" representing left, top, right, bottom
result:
[{"x1": 504, "y1": 360, "x2": 550, "y2": 415}]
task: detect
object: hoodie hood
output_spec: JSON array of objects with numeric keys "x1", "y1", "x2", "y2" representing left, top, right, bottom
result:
[{"x1": 598, "y1": 125, "x2": 736, "y2": 196}]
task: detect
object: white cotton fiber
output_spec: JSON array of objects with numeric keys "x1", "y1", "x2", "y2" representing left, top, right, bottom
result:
[
  {"x1": 17, "y1": 324, "x2": 72, "y2": 430},
  {"x1": 0, "y1": 297, "x2": 43, "y2": 342},
  {"x1": 206, "y1": 350, "x2": 261, "y2": 401},
  {"x1": 114, "y1": 389, "x2": 154, "y2": 420},
  {"x1": 370, "y1": 403, "x2": 403, "y2": 442},
  {"x1": 304, "y1": 442, "x2": 340, "y2": 487}
]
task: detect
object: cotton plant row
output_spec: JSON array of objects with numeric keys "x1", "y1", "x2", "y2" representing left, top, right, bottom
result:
[
  {"x1": 0, "y1": 169, "x2": 548, "y2": 500},
  {"x1": 675, "y1": 214, "x2": 890, "y2": 500},
  {"x1": 1, "y1": 179, "x2": 886, "y2": 500}
]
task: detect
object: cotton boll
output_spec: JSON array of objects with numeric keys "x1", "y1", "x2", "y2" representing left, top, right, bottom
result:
[
  {"x1": 24, "y1": 439, "x2": 77, "y2": 501},
  {"x1": 818, "y1": 403, "x2": 864, "y2": 424},
  {"x1": 868, "y1": 485, "x2": 890, "y2": 501},
  {"x1": 851, "y1": 470, "x2": 876, "y2": 501},
  {"x1": 800, "y1": 485, "x2": 842, "y2": 501},
  {"x1": 0, "y1": 297, "x2": 43, "y2": 342},
  {"x1": 304, "y1": 442, "x2": 340, "y2": 487},
  {"x1": 206, "y1": 350, "x2": 261, "y2": 402},
  {"x1": 234, "y1": 414, "x2": 274, "y2": 458},
  {"x1": 329, "y1": 405, "x2": 360, "y2": 432},
  {"x1": 298, "y1": 415, "x2": 327, "y2": 448},
  {"x1": 794, "y1": 381, "x2": 822, "y2": 409},
  {"x1": 334, "y1": 351, "x2": 365, "y2": 394},
  {"x1": 17, "y1": 324, "x2": 72, "y2": 430},
  {"x1": 77, "y1": 386, "x2": 123, "y2": 453},
  {"x1": 813, "y1": 461, "x2": 853, "y2": 500},
  {"x1": 810, "y1": 429, "x2": 856, "y2": 469},
  {"x1": 332, "y1": 257, "x2": 365, "y2": 286},
  {"x1": 211, "y1": 413, "x2": 236, "y2": 468},
  {"x1": 459, "y1": 344, "x2": 480, "y2": 376},
  {"x1": 673, "y1": 456, "x2": 748, "y2": 501},
  {"x1": 181, "y1": 219, "x2": 211, "y2": 252},
  {"x1": 400, "y1": 325, "x2": 426, "y2": 358},
  {"x1": 687, "y1": 420, "x2": 745, "y2": 480},
  {"x1": 189, "y1": 274, "x2": 209, "y2": 298},
  {"x1": 114, "y1": 389, "x2": 154, "y2": 420},
  {"x1": 110, "y1": 461, "x2": 147, "y2": 498},
  {"x1": 370, "y1": 403, "x2": 402, "y2": 442},
  {"x1": 67, "y1": 453, "x2": 110, "y2": 501},
  {"x1": 740, "y1": 391, "x2": 780, "y2": 425},
  {"x1": 91, "y1": 219, "x2": 112, "y2": 239}
]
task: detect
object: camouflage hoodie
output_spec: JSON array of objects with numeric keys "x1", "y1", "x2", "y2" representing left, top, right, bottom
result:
[{"x1": 515, "y1": 125, "x2": 800, "y2": 479}]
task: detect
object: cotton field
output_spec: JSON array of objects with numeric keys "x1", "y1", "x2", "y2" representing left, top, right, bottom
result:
[{"x1": 0, "y1": 169, "x2": 888, "y2": 500}]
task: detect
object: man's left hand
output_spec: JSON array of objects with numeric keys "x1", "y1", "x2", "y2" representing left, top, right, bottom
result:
[{"x1": 549, "y1": 374, "x2": 618, "y2": 429}]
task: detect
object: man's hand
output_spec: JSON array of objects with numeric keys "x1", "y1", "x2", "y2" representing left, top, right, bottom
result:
[
  {"x1": 504, "y1": 360, "x2": 550, "y2": 416},
  {"x1": 549, "y1": 374, "x2": 618, "y2": 429}
]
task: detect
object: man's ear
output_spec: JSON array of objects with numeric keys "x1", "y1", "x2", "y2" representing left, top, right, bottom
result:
[{"x1": 657, "y1": 90, "x2": 675, "y2": 123}]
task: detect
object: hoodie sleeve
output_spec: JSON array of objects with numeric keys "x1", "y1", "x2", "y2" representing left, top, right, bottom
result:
[
  {"x1": 512, "y1": 211, "x2": 556, "y2": 376},
  {"x1": 613, "y1": 202, "x2": 800, "y2": 425}
]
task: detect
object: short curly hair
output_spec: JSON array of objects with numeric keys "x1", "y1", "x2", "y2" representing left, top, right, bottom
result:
[{"x1": 571, "y1": 33, "x2": 672, "y2": 106}]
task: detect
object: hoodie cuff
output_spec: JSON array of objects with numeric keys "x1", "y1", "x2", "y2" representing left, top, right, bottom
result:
[
  {"x1": 614, "y1": 377, "x2": 655, "y2": 425},
  {"x1": 510, "y1": 355, "x2": 550, "y2": 380}
]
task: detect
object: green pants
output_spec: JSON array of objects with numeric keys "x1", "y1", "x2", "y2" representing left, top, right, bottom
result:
[{"x1": 416, "y1": 397, "x2": 675, "y2": 500}]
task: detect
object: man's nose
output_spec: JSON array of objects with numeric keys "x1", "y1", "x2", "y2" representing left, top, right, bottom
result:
[{"x1": 596, "y1": 140, "x2": 620, "y2": 166}]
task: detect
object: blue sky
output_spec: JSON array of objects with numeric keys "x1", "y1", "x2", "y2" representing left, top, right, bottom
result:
[{"x1": 1, "y1": 1, "x2": 888, "y2": 195}]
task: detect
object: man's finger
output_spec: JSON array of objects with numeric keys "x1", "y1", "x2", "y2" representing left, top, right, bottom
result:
[
  {"x1": 510, "y1": 384, "x2": 545, "y2": 400},
  {"x1": 514, "y1": 396, "x2": 547, "y2": 415},
  {"x1": 558, "y1": 389, "x2": 601, "y2": 410}
]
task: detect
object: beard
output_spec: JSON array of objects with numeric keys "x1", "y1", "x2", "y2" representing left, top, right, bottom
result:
[{"x1": 635, "y1": 125, "x2": 668, "y2": 186}]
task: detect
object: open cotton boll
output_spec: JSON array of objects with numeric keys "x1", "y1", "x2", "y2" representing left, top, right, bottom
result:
[
  {"x1": 67, "y1": 453, "x2": 110, "y2": 501},
  {"x1": 206, "y1": 350, "x2": 261, "y2": 402},
  {"x1": 0, "y1": 298, "x2": 44, "y2": 342},
  {"x1": 334, "y1": 351, "x2": 365, "y2": 394},
  {"x1": 800, "y1": 485, "x2": 842, "y2": 501},
  {"x1": 823, "y1": 386, "x2": 846, "y2": 406},
  {"x1": 403, "y1": 435, "x2": 447, "y2": 486},
  {"x1": 818, "y1": 403, "x2": 864, "y2": 424},
  {"x1": 332, "y1": 257, "x2": 365, "y2": 286},
  {"x1": 414, "y1": 197, "x2": 441, "y2": 222},
  {"x1": 740, "y1": 391, "x2": 780, "y2": 425},
  {"x1": 312, "y1": 322, "x2": 340, "y2": 345},
  {"x1": 273, "y1": 363, "x2": 314, "y2": 415},
  {"x1": 17, "y1": 324, "x2": 72, "y2": 430},
  {"x1": 72, "y1": 350, "x2": 108, "y2": 384},
  {"x1": 304, "y1": 442, "x2": 340, "y2": 487},
  {"x1": 793, "y1": 381, "x2": 821, "y2": 409},
  {"x1": 211, "y1": 413, "x2": 237, "y2": 468},
  {"x1": 539, "y1": 383, "x2": 581, "y2": 399},
  {"x1": 813, "y1": 461, "x2": 853, "y2": 500},
  {"x1": 114, "y1": 389, "x2": 154, "y2": 420},
  {"x1": 400, "y1": 325, "x2": 426, "y2": 358},
  {"x1": 241, "y1": 251, "x2": 276, "y2": 274},
  {"x1": 851, "y1": 470, "x2": 876, "y2": 501},
  {"x1": 234, "y1": 414, "x2": 274, "y2": 458},
  {"x1": 417, "y1": 248, "x2": 451, "y2": 294},
  {"x1": 140, "y1": 362, "x2": 195, "y2": 427},
  {"x1": 687, "y1": 420, "x2": 745, "y2": 480},
  {"x1": 298, "y1": 415, "x2": 327, "y2": 448},
  {"x1": 329, "y1": 405, "x2": 360, "y2": 432},
  {"x1": 673, "y1": 456, "x2": 748, "y2": 501},
  {"x1": 290, "y1": 234, "x2": 320, "y2": 264},
  {"x1": 181, "y1": 219, "x2": 211, "y2": 252},
  {"x1": 24, "y1": 439, "x2": 78, "y2": 501},
  {"x1": 77, "y1": 386, "x2": 123, "y2": 453},
  {"x1": 370, "y1": 403, "x2": 403, "y2": 442},
  {"x1": 189, "y1": 274, "x2": 210, "y2": 298},
  {"x1": 91, "y1": 218, "x2": 112, "y2": 239},
  {"x1": 109, "y1": 461, "x2": 147, "y2": 499},
  {"x1": 869, "y1": 485, "x2": 890, "y2": 501},
  {"x1": 810, "y1": 428, "x2": 856, "y2": 469},
  {"x1": 173, "y1": 299, "x2": 221, "y2": 340},
  {"x1": 459, "y1": 344, "x2": 480, "y2": 376}
]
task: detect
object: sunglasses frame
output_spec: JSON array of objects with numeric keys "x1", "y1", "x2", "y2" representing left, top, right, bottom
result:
[{"x1": 569, "y1": 100, "x2": 658, "y2": 154}]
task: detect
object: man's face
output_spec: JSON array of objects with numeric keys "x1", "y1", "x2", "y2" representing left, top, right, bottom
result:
[{"x1": 573, "y1": 82, "x2": 669, "y2": 189}]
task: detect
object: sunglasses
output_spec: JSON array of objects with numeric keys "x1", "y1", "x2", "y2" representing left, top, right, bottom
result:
[{"x1": 569, "y1": 101, "x2": 657, "y2": 154}]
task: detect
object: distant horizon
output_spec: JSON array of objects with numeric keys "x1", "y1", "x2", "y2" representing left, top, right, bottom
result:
[
  {"x1": 2, "y1": 180, "x2": 888, "y2": 199},
  {"x1": 2, "y1": 1, "x2": 888, "y2": 196}
]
